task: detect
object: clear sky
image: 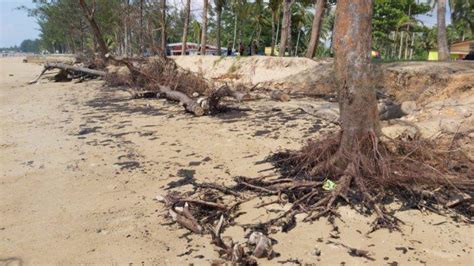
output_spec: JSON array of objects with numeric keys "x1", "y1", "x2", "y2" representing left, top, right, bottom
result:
[
  {"x1": 0, "y1": 0, "x2": 39, "y2": 47},
  {"x1": 0, "y1": 0, "x2": 450, "y2": 48}
]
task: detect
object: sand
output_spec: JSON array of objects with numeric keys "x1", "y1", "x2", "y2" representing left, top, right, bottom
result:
[{"x1": 0, "y1": 57, "x2": 472, "y2": 265}]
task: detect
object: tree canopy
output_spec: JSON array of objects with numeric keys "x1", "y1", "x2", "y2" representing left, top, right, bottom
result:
[{"x1": 20, "y1": 0, "x2": 472, "y2": 59}]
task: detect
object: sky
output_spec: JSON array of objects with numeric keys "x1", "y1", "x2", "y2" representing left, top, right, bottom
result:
[
  {"x1": 0, "y1": 0, "x2": 39, "y2": 47},
  {"x1": 0, "y1": 0, "x2": 450, "y2": 48}
]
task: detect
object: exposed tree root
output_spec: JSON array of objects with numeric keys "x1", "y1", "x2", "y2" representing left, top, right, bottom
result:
[
  {"x1": 267, "y1": 132, "x2": 473, "y2": 230},
  {"x1": 155, "y1": 131, "x2": 472, "y2": 263}
]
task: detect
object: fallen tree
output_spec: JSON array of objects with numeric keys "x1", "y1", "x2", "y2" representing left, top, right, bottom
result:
[
  {"x1": 158, "y1": 85, "x2": 205, "y2": 116},
  {"x1": 28, "y1": 62, "x2": 106, "y2": 84},
  {"x1": 106, "y1": 55, "x2": 251, "y2": 116},
  {"x1": 28, "y1": 55, "x2": 252, "y2": 117},
  {"x1": 270, "y1": 90, "x2": 291, "y2": 102}
]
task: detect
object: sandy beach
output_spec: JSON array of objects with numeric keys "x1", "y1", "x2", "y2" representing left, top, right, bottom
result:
[{"x1": 0, "y1": 56, "x2": 472, "y2": 265}]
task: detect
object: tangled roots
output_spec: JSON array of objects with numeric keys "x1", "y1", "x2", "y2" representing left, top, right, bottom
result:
[
  {"x1": 106, "y1": 56, "x2": 211, "y2": 97},
  {"x1": 267, "y1": 132, "x2": 473, "y2": 230}
]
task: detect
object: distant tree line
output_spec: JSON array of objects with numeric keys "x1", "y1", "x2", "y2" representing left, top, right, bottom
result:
[
  {"x1": 19, "y1": 0, "x2": 472, "y2": 59},
  {"x1": 1, "y1": 39, "x2": 40, "y2": 53}
]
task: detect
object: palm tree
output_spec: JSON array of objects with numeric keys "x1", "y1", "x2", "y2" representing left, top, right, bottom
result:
[
  {"x1": 230, "y1": 0, "x2": 251, "y2": 51},
  {"x1": 292, "y1": 1, "x2": 312, "y2": 56},
  {"x1": 305, "y1": 0, "x2": 325, "y2": 58},
  {"x1": 201, "y1": 0, "x2": 209, "y2": 55},
  {"x1": 215, "y1": 0, "x2": 226, "y2": 56},
  {"x1": 450, "y1": 0, "x2": 473, "y2": 38},
  {"x1": 251, "y1": 0, "x2": 265, "y2": 52},
  {"x1": 192, "y1": 20, "x2": 202, "y2": 44},
  {"x1": 429, "y1": 0, "x2": 450, "y2": 60},
  {"x1": 161, "y1": 0, "x2": 167, "y2": 56},
  {"x1": 279, "y1": 0, "x2": 294, "y2": 57},
  {"x1": 231, "y1": 0, "x2": 239, "y2": 51},
  {"x1": 395, "y1": 15, "x2": 416, "y2": 60},
  {"x1": 436, "y1": 0, "x2": 450, "y2": 60},
  {"x1": 268, "y1": 0, "x2": 280, "y2": 56},
  {"x1": 181, "y1": 0, "x2": 191, "y2": 55}
]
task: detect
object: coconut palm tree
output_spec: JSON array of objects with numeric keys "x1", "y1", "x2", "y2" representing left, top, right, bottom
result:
[
  {"x1": 201, "y1": 0, "x2": 209, "y2": 55},
  {"x1": 436, "y1": 0, "x2": 450, "y2": 60},
  {"x1": 214, "y1": 0, "x2": 226, "y2": 55},
  {"x1": 230, "y1": 0, "x2": 251, "y2": 51},
  {"x1": 279, "y1": 0, "x2": 294, "y2": 57},
  {"x1": 428, "y1": 0, "x2": 451, "y2": 60},
  {"x1": 192, "y1": 20, "x2": 202, "y2": 44},
  {"x1": 450, "y1": 0, "x2": 473, "y2": 38},
  {"x1": 181, "y1": 0, "x2": 191, "y2": 55},
  {"x1": 305, "y1": 0, "x2": 326, "y2": 58},
  {"x1": 161, "y1": 0, "x2": 167, "y2": 56},
  {"x1": 292, "y1": 1, "x2": 313, "y2": 56},
  {"x1": 268, "y1": 0, "x2": 281, "y2": 56}
]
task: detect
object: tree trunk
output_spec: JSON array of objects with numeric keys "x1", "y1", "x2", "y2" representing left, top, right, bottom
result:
[
  {"x1": 123, "y1": 0, "x2": 129, "y2": 56},
  {"x1": 232, "y1": 11, "x2": 238, "y2": 51},
  {"x1": 256, "y1": 26, "x2": 262, "y2": 54},
  {"x1": 216, "y1": 8, "x2": 222, "y2": 56},
  {"x1": 404, "y1": 4, "x2": 412, "y2": 60},
  {"x1": 305, "y1": 0, "x2": 325, "y2": 58},
  {"x1": 437, "y1": 0, "x2": 449, "y2": 61},
  {"x1": 158, "y1": 85, "x2": 204, "y2": 116},
  {"x1": 276, "y1": 9, "x2": 281, "y2": 47},
  {"x1": 80, "y1": 19, "x2": 85, "y2": 53},
  {"x1": 279, "y1": 0, "x2": 292, "y2": 57},
  {"x1": 123, "y1": 22, "x2": 128, "y2": 56},
  {"x1": 287, "y1": 5, "x2": 293, "y2": 56},
  {"x1": 333, "y1": 0, "x2": 378, "y2": 154},
  {"x1": 201, "y1": 0, "x2": 209, "y2": 55},
  {"x1": 161, "y1": 0, "x2": 167, "y2": 56},
  {"x1": 398, "y1": 31, "x2": 404, "y2": 60},
  {"x1": 295, "y1": 26, "x2": 301, "y2": 56},
  {"x1": 78, "y1": 0, "x2": 109, "y2": 59},
  {"x1": 271, "y1": 11, "x2": 276, "y2": 56},
  {"x1": 404, "y1": 29, "x2": 409, "y2": 60},
  {"x1": 409, "y1": 32, "x2": 415, "y2": 60},
  {"x1": 139, "y1": 0, "x2": 144, "y2": 55},
  {"x1": 181, "y1": 0, "x2": 191, "y2": 55}
]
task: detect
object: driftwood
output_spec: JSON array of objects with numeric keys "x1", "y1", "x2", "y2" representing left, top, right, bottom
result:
[
  {"x1": 29, "y1": 62, "x2": 106, "y2": 84},
  {"x1": 271, "y1": 90, "x2": 290, "y2": 102},
  {"x1": 169, "y1": 203, "x2": 204, "y2": 234},
  {"x1": 203, "y1": 85, "x2": 252, "y2": 114},
  {"x1": 248, "y1": 231, "x2": 275, "y2": 259},
  {"x1": 44, "y1": 62, "x2": 106, "y2": 77},
  {"x1": 158, "y1": 85, "x2": 205, "y2": 116}
]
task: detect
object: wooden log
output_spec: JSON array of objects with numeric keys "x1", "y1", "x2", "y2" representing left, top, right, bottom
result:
[
  {"x1": 28, "y1": 63, "x2": 106, "y2": 84},
  {"x1": 271, "y1": 90, "x2": 290, "y2": 102},
  {"x1": 28, "y1": 67, "x2": 49, "y2": 84},
  {"x1": 204, "y1": 85, "x2": 251, "y2": 114},
  {"x1": 44, "y1": 62, "x2": 106, "y2": 77},
  {"x1": 158, "y1": 85, "x2": 205, "y2": 116}
]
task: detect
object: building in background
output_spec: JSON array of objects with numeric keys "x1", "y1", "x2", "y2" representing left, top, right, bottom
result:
[
  {"x1": 428, "y1": 40, "x2": 474, "y2": 60},
  {"x1": 167, "y1": 42, "x2": 226, "y2": 56}
]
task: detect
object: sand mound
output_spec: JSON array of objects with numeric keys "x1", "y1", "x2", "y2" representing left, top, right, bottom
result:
[
  {"x1": 171, "y1": 55, "x2": 334, "y2": 93},
  {"x1": 380, "y1": 61, "x2": 474, "y2": 103}
]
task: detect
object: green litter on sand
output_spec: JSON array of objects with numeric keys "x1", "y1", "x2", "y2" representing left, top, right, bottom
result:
[{"x1": 322, "y1": 179, "x2": 337, "y2": 191}]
